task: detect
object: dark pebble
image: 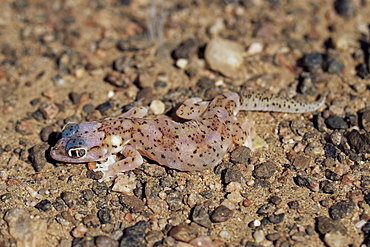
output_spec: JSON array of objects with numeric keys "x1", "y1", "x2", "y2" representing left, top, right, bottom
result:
[
  {"x1": 362, "y1": 176, "x2": 370, "y2": 187},
  {"x1": 86, "y1": 170, "x2": 103, "y2": 181},
  {"x1": 196, "y1": 77, "x2": 214, "y2": 90},
  {"x1": 320, "y1": 180, "x2": 337, "y2": 194},
  {"x1": 268, "y1": 196, "x2": 282, "y2": 205},
  {"x1": 154, "y1": 80, "x2": 167, "y2": 89},
  {"x1": 82, "y1": 104, "x2": 95, "y2": 114},
  {"x1": 61, "y1": 191, "x2": 78, "y2": 208},
  {"x1": 268, "y1": 213, "x2": 285, "y2": 224},
  {"x1": 360, "y1": 108, "x2": 370, "y2": 132},
  {"x1": 83, "y1": 214, "x2": 101, "y2": 228},
  {"x1": 39, "y1": 125, "x2": 54, "y2": 142},
  {"x1": 256, "y1": 203, "x2": 276, "y2": 215},
  {"x1": 113, "y1": 56, "x2": 131, "y2": 72},
  {"x1": 95, "y1": 235, "x2": 119, "y2": 247},
  {"x1": 357, "y1": 63, "x2": 370, "y2": 79},
  {"x1": 324, "y1": 143, "x2": 338, "y2": 159},
  {"x1": 30, "y1": 98, "x2": 40, "y2": 106},
  {"x1": 316, "y1": 216, "x2": 347, "y2": 235},
  {"x1": 363, "y1": 223, "x2": 370, "y2": 234},
  {"x1": 172, "y1": 38, "x2": 198, "y2": 59},
  {"x1": 72, "y1": 237, "x2": 95, "y2": 246},
  {"x1": 28, "y1": 143, "x2": 50, "y2": 172},
  {"x1": 119, "y1": 194, "x2": 145, "y2": 214},
  {"x1": 325, "y1": 59, "x2": 344, "y2": 75},
  {"x1": 211, "y1": 205, "x2": 233, "y2": 222},
  {"x1": 254, "y1": 179, "x2": 271, "y2": 188},
  {"x1": 364, "y1": 193, "x2": 370, "y2": 205},
  {"x1": 199, "y1": 190, "x2": 214, "y2": 199},
  {"x1": 96, "y1": 101, "x2": 113, "y2": 114},
  {"x1": 32, "y1": 110, "x2": 44, "y2": 121},
  {"x1": 120, "y1": 221, "x2": 148, "y2": 247},
  {"x1": 91, "y1": 181, "x2": 108, "y2": 196},
  {"x1": 81, "y1": 189, "x2": 95, "y2": 201},
  {"x1": 230, "y1": 146, "x2": 251, "y2": 164},
  {"x1": 53, "y1": 198, "x2": 66, "y2": 211},
  {"x1": 304, "y1": 52, "x2": 323, "y2": 73},
  {"x1": 166, "y1": 191, "x2": 183, "y2": 211},
  {"x1": 252, "y1": 161, "x2": 277, "y2": 179},
  {"x1": 334, "y1": 0, "x2": 357, "y2": 19},
  {"x1": 98, "y1": 208, "x2": 111, "y2": 224},
  {"x1": 192, "y1": 204, "x2": 212, "y2": 228},
  {"x1": 288, "y1": 200, "x2": 299, "y2": 209},
  {"x1": 325, "y1": 169, "x2": 341, "y2": 181},
  {"x1": 35, "y1": 199, "x2": 53, "y2": 212},
  {"x1": 325, "y1": 115, "x2": 348, "y2": 129},
  {"x1": 329, "y1": 200, "x2": 355, "y2": 220},
  {"x1": 1, "y1": 193, "x2": 12, "y2": 202},
  {"x1": 69, "y1": 92, "x2": 80, "y2": 105},
  {"x1": 346, "y1": 129, "x2": 370, "y2": 153},
  {"x1": 223, "y1": 166, "x2": 246, "y2": 184},
  {"x1": 266, "y1": 232, "x2": 280, "y2": 241},
  {"x1": 294, "y1": 175, "x2": 319, "y2": 192}
]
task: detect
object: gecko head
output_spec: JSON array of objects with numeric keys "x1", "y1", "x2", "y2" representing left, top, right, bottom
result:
[{"x1": 50, "y1": 122, "x2": 109, "y2": 163}]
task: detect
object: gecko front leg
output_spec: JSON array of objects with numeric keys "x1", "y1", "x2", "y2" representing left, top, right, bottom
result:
[
  {"x1": 94, "y1": 145, "x2": 144, "y2": 181},
  {"x1": 176, "y1": 98, "x2": 210, "y2": 119}
]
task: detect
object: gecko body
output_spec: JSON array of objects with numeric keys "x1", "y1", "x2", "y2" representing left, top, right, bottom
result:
[{"x1": 50, "y1": 91, "x2": 325, "y2": 180}]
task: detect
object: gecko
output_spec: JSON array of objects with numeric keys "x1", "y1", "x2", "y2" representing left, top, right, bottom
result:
[{"x1": 50, "y1": 91, "x2": 325, "y2": 181}]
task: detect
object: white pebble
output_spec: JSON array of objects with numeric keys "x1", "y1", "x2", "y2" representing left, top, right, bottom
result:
[
  {"x1": 253, "y1": 230, "x2": 265, "y2": 243},
  {"x1": 176, "y1": 58, "x2": 188, "y2": 69},
  {"x1": 219, "y1": 230, "x2": 230, "y2": 239},
  {"x1": 107, "y1": 90, "x2": 115, "y2": 98},
  {"x1": 247, "y1": 42, "x2": 263, "y2": 55},
  {"x1": 150, "y1": 100, "x2": 165, "y2": 115},
  {"x1": 205, "y1": 37, "x2": 244, "y2": 77}
]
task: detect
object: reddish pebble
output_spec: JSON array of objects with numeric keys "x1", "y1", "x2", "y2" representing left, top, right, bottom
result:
[
  {"x1": 15, "y1": 121, "x2": 33, "y2": 135},
  {"x1": 40, "y1": 104, "x2": 59, "y2": 119}
]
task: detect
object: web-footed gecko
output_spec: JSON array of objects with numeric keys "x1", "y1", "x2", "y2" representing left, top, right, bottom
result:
[{"x1": 50, "y1": 91, "x2": 325, "y2": 181}]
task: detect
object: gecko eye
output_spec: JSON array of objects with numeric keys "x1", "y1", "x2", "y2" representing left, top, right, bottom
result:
[
  {"x1": 68, "y1": 148, "x2": 87, "y2": 158},
  {"x1": 62, "y1": 123, "x2": 80, "y2": 138},
  {"x1": 66, "y1": 138, "x2": 87, "y2": 158}
]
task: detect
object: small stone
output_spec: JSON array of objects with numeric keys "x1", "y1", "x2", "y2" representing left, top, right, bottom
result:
[
  {"x1": 35, "y1": 199, "x2": 53, "y2": 212},
  {"x1": 211, "y1": 206, "x2": 233, "y2": 222},
  {"x1": 291, "y1": 155, "x2": 311, "y2": 170},
  {"x1": 192, "y1": 204, "x2": 212, "y2": 228},
  {"x1": 205, "y1": 37, "x2": 244, "y2": 77},
  {"x1": 219, "y1": 230, "x2": 230, "y2": 239},
  {"x1": 257, "y1": 203, "x2": 276, "y2": 215},
  {"x1": 40, "y1": 125, "x2": 54, "y2": 142},
  {"x1": 330, "y1": 130, "x2": 343, "y2": 146},
  {"x1": 172, "y1": 38, "x2": 198, "y2": 59},
  {"x1": 325, "y1": 169, "x2": 342, "y2": 181},
  {"x1": 176, "y1": 59, "x2": 188, "y2": 69},
  {"x1": 5, "y1": 208, "x2": 47, "y2": 247},
  {"x1": 150, "y1": 100, "x2": 165, "y2": 115},
  {"x1": 15, "y1": 120, "x2": 33, "y2": 135},
  {"x1": 316, "y1": 216, "x2": 347, "y2": 235},
  {"x1": 332, "y1": 33, "x2": 358, "y2": 52},
  {"x1": 247, "y1": 42, "x2": 263, "y2": 55},
  {"x1": 112, "y1": 173, "x2": 137, "y2": 194},
  {"x1": 71, "y1": 225, "x2": 88, "y2": 238},
  {"x1": 95, "y1": 235, "x2": 119, "y2": 247},
  {"x1": 96, "y1": 101, "x2": 113, "y2": 114},
  {"x1": 189, "y1": 236, "x2": 213, "y2": 247},
  {"x1": 61, "y1": 191, "x2": 78, "y2": 208},
  {"x1": 119, "y1": 194, "x2": 145, "y2": 214},
  {"x1": 334, "y1": 0, "x2": 357, "y2": 19},
  {"x1": 268, "y1": 196, "x2": 282, "y2": 205},
  {"x1": 168, "y1": 224, "x2": 197, "y2": 242},
  {"x1": 253, "y1": 230, "x2": 265, "y2": 243},
  {"x1": 294, "y1": 175, "x2": 320, "y2": 192},
  {"x1": 81, "y1": 189, "x2": 94, "y2": 201},
  {"x1": 325, "y1": 115, "x2": 348, "y2": 129},
  {"x1": 230, "y1": 146, "x2": 251, "y2": 164},
  {"x1": 266, "y1": 232, "x2": 280, "y2": 241},
  {"x1": 227, "y1": 191, "x2": 244, "y2": 204},
  {"x1": 40, "y1": 103, "x2": 59, "y2": 119},
  {"x1": 98, "y1": 208, "x2": 111, "y2": 224},
  {"x1": 252, "y1": 161, "x2": 277, "y2": 179},
  {"x1": 304, "y1": 52, "x2": 323, "y2": 73},
  {"x1": 360, "y1": 108, "x2": 370, "y2": 132},
  {"x1": 120, "y1": 221, "x2": 148, "y2": 247},
  {"x1": 136, "y1": 87, "x2": 155, "y2": 105},
  {"x1": 223, "y1": 166, "x2": 246, "y2": 184},
  {"x1": 69, "y1": 92, "x2": 80, "y2": 105},
  {"x1": 329, "y1": 200, "x2": 355, "y2": 220},
  {"x1": 325, "y1": 144, "x2": 339, "y2": 159},
  {"x1": 347, "y1": 129, "x2": 370, "y2": 154},
  {"x1": 321, "y1": 181, "x2": 336, "y2": 194},
  {"x1": 113, "y1": 56, "x2": 132, "y2": 72},
  {"x1": 268, "y1": 213, "x2": 285, "y2": 224},
  {"x1": 29, "y1": 143, "x2": 50, "y2": 172}
]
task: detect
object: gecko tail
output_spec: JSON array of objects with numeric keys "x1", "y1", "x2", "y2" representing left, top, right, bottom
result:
[{"x1": 239, "y1": 91, "x2": 326, "y2": 113}]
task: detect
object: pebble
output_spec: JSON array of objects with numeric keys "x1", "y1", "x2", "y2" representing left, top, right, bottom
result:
[
  {"x1": 211, "y1": 206, "x2": 233, "y2": 222},
  {"x1": 227, "y1": 191, "x2": 244, "y2": 204},
  {"x1": 329, "y1": 200, "x2": 355, "y2": 220},
  {"x1": 98, "y1": 208, "x2": 111, "y2": 224},
  {"x1": 252, "y1": 161, "x2": 277, "y2": 179},
  {"x1": 325, "y1": 169, "x2": 342, "y2": 181},
  {"x1": 230, "y1": 146, "x2": 251, "y2": 164},
  {"x1": 40, "y1": 125, "x2": 54, "y2": 142},
  {"x1": 95, "y1": 235, "x2": 119, "y2": 247},
  {"x1": 192, "y1": 204, "x2": 212, "y2": 228},
  {"x1": 247, "y1": 42, "x2": 263, "y2": 55},
  {"x1": 5, "y1": 208, "x2": 47, "y2": 247},
  {"x1": 169, "y1": 224, "x2": 197, "y2": 242},
  {"x1": 325, "y1": 115, "x2": 348, "y2": 129},
  {"x1": 188, "y1": 236, "x2": 213, "y2": 247},
  {"x1": 204, "y1": 37, "x2": 244, "y2": 77},
  {"x1": 120, "y1": 221, "x2": 148, "y2": 247},
  {"x1": 28, "y1": 143, "x2": 50, "y2": 172},
  {"x1": 40, "y1": 103, "x2": 59, "y2": 119},
  {"x1": 347, "y1": 129, "x2": 370, "y2": 153},
  {"x1": 330, "y1": 130, "x2": 343, "y2": 146},
  {"x1": 113, "y1": 56, "x2": 132, "y2": 72},
  {"x1": 291, "y1": 155, "x2": 311, "y2": 170},
  {"x1": 257, "y1": 203, "x2": 276, "y2": 215},
  {"x1": 331, "y1": 33, "x2": 358, "y2": 51},
  {"x1": 176, "y1": 58, "x2": 188, "y2": 69},
  {"x1": 71, "y1": 224, "x2": 88, "y2": 238},
  {"x1": 15, "y1": 120, "x2": 33, "y2": 135},
  {"x1": 35, "y1": 199, "x2": 53, "y2": 212},
  {"x1": 266, "y1": 232, "x2": 280, "y2": 241},
  {"x1": 61, "y1": 191, "x2": 78, "y2": 208},
  {"x1": 119, "y1": 194, "x2": 145, "y2": 213},
  {"x1": 334, "y1": 0, "x2": 357, "y2": 19},
  {"x1": 320, "y1": 181, "x2": 336, "y2": 194},
  {"x1": 253, "y1": 229, "x2": 265, "y2": 243},
  {"x1": 303, "y1": 52, "x2": 323, "y2": 73},
  {"x1": 112, "y1": 173, "x2": 137, "y2": 194},
  {"x1": 172, "y1": 38, "x2": 198, "y2": 59},
  {"x1": 223, "y1": 166, "x2": 246, "y2": 184},
  {"x1": 316, "y1": 216, "x2": 347, "y2": 235},
  {"x1": 324, "y1": 230, "x2": 347, "y2": 247},
  {"x1": 219, "y1": 230, "x2": 230, "y2": 239},
  {"x1": 360, "y1": 108, "x2": 370, "y2": 132},
  {"x1": 294, "y1": 175, "x2": 320, "y2": 192},
  {"x1": 268, "y1": 213, "x2": 285, "y2": 224},
  {"x1": 150, "y1": 100, "x2": 165, "y2": 115}
]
